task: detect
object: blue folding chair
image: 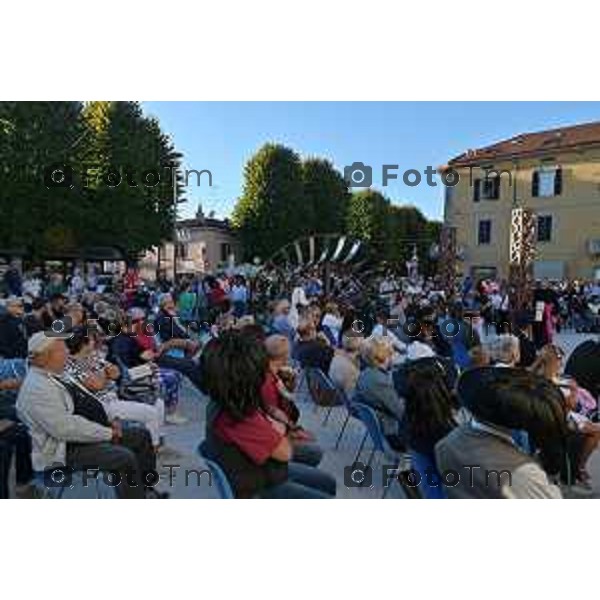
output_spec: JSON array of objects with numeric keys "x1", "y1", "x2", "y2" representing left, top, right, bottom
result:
[
  {"x1": 410, "y1": 451, "x2": 447, "y2": 499},
  {"x1": 351, "y1": 402, "x2": 411, "y2": 498},
  {"x1": 197, "y1": 445, "x2": 235, "y2": 499},
  {"x1": 293, "y1": 363, "x2": 311, "y2": 404},
  {"x1": 334, "y1": 387, "x2": 360, "y2": 449},
  {"x1": 304, "y1": 368, "x2": 343, "y2": 426}
]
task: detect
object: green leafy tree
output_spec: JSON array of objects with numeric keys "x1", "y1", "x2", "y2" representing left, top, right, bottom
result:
[
  {"x1": 232, "y1": 143, "x2": 305, "y2": 260},
  {"x1": 346, "y1": 188, "x2": 390, "y2": 244},
  {"x1": 385, "y1": 204, "x2": 425, "y2": 261},
  {"x1": 346, "y1": 189, "x2": 441, "y2": 272},
  {"x1": 0, "y1": 101, "x2": 85, "y2": 258},
  {"x1": 80, "y1": 101, "x2": 181, "y2": 256},
  {"x1": 0, "y1": 101, "x2": 181, "y2": 261},
  {"x1": 301, "y1": 158, "x2": 349, "y2": 234},
  {"x1": 384, "y1": 204, "x2": 442, "y2": 274}
]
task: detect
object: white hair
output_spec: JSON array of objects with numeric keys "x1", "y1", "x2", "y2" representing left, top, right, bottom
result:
[{"x1": 489, "y1": 334, "x2": 520, "y2": 366}]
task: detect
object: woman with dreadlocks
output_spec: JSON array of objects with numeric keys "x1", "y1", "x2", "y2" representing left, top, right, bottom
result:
[{"x1": 199, "y1": 330, "x2": 336, "y2": 499}]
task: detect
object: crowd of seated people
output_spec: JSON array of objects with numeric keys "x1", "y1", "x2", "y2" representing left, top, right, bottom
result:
[
  {"x1": 3, "y1": 264, "x2": 600, "y2": 501},
  {"x1": 0, "y1": 289, "x2": 197, "y2": 498}
]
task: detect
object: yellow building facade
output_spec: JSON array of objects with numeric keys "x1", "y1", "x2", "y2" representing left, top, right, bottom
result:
[{"x1": 444, "y1": 122, "x2": 600, "y2": 282}]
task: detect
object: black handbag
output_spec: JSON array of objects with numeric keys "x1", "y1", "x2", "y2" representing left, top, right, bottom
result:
[{"x1": 119, "y1": 377, "x2": 159, "y2": 406}]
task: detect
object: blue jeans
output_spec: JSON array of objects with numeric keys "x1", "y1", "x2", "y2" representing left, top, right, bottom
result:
[
  {"x1": 292, "y1": 441, "x2": 323, "y2": 467},
  {"x1": 0, "y1": 400, "x2": 33, "y2": 494},
  {"x1": 0, "y1": 422, "x2": 33, "y2": 497},
  {"x1": 156, "y1": 355, "x2": 202, "y2": 392},
  {"x1": 258, "y1": 462, "x2": 336, "y2": 499}
]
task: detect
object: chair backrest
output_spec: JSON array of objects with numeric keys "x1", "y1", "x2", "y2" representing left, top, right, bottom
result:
[
  {"x1": 351, "y1": 401, "x2": 388, "y2": 453},
  {"x1": 336, "y1": 385, "x2": 353, "y2": 409},
  {"x1": 305, "y1": 368, "x2": 340, "y2": 406},
  {"x1": 197, "y1": 445, "x2": 235, "y2": 499}
]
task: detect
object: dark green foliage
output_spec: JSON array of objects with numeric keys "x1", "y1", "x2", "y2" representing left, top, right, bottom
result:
[
  {"x1": 232, "y1": 142, "x2": 441, "y2": 272},
  {"x1": 0, "y1": 101, "x2": 181, "y2": 260},
  {"x1": 232, "y1": 143, "x2": 305, "y2": 260},
  {"x1": 301, "y1": 157, "x2": 349, "y2": 235}
]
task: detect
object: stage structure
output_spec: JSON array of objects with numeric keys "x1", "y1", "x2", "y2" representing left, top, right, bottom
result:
[
  {"x1": 254, "y1": 232, "x2": 437, "y2": 310},
  {"x1": 255, "y1": 234, "x2": 367, "y2": 302},
  {"x1": 508, "y1": 207, "x2": 537, "y2": 314}
]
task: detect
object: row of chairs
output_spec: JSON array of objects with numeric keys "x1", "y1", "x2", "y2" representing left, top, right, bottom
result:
[{"x1": 302, "y1": 367, "x2": 414, "y2": 498}]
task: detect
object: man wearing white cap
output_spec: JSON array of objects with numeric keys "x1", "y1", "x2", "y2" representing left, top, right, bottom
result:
[{"x1": 16, "y1": 333, "x2": 150, "y2": 499}]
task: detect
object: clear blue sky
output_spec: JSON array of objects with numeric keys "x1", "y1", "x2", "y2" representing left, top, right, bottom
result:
[{"x1": 143, "y1": 101, "x2": 600, "y2": 222}]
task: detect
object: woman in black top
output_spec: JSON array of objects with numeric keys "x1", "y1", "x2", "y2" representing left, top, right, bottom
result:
[{"x1": 395, "y1": 358, "x2": 457, "y2": 498}]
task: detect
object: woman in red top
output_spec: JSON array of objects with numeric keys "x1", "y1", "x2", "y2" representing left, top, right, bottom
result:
[{"x1": 200, "y1": 331, "x2": 336, "y2": 499}]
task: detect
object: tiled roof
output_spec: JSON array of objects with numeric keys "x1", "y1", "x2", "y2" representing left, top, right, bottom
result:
[
  {"x1": 448, "y1": 120, "x2": 600, "y2": 166},
  {"x1": 177, "y1": 217, "x2": 233, "y2": 231}
]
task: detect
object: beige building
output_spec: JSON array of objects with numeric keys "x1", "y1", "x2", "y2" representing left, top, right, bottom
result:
[
  {"x1": 444, "y1": 121, "x2": 600, "y2": 282},
  {"x1": 139, "y1": 208, "x2": 241, "y2": 280}
]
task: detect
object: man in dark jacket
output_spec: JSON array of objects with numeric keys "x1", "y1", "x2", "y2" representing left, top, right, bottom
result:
[
  {"x1": 3, "y1": 264, "x2": 22, "y2": 297},
  {"x1": 514, "y1": 314, "x2": 537, "y2": 369},
  {"x1": 293, "y1": 319, "x2": 334, "y2": 374},
  {"x1": 0, "y1": 298, "x2": 27, "y2": 359}
]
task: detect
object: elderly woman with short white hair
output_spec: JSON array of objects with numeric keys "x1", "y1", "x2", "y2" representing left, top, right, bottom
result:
[
  {"x1": 490, "y1": 334, "x2": 521, "y2": 368},
  {"x1": 353, "y1": 335, "x2": 407, "y2": 450}
]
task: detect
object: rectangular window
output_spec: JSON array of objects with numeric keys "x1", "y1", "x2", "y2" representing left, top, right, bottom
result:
[
  {"x1": 481, "y1": 175, "x2": 500, "y2": 200},
  {"x1": 537, "y1": 215, "x2": 553, "y2": 243},
  {"x1": 474, "y1": 175, "x2": 500, "y2": 201},
  {"x1": 478, "y1": 220, "x2": 492, "y2": 245},
  {"x1": 473, "y1": 178, "x2": 481, "y2": 202},
  {"x1": 220, "y1": 242, "x2": 231, "y2": 262},
  {"x1": 532, "y1": 167, "x2": 562, "y2": 197}
]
